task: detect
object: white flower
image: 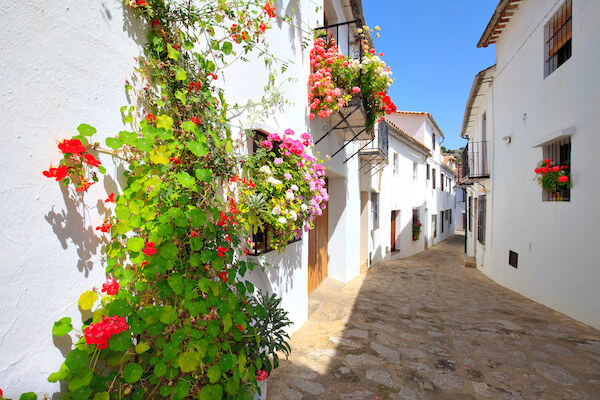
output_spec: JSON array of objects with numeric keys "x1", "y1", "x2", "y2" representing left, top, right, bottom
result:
[
  {"x1": 301, "y1": 204, "x2": 308, "y2": 211},
  {"x1": 291, "y1": 184, "x2": 299, "y2": 191},
  {"x1": 285, "y1": 191, "x2": 294, "y2": 201},
  {"x1": 266, "y1": 176, "x2": 276, "y2": 184},
  {"x1": 289, "y1": 210, "x2": 297, "y2": 221},
  {"x1": 271, "y1": 206, "x2": 281, "y2": 215},
  {"x1": 278, "y1": 217, "x2": 287, "y2": 224},
  {"x1": 259, "y1": 165, "x2": 272, "y2": 175},
  {"x1": 273, "y1": 179, "x2": 282, "y2": 185}
]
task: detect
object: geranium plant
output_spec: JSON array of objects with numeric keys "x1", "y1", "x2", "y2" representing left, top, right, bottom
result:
[
  {"x1": 534, "y1": 158, "x2": 570, "y2": 194},
  {"x1": 412, "y1": 221, "x2": 422, "y2": 241},
  {"x1": 237, "y1": 129, "x2": 328, "y2": 251}
]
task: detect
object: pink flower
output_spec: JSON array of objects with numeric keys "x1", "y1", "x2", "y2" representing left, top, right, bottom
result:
[
  {"x1": 256, "y1": 369, "x2": 268, "y2": 382},
  {"x1": 284, "y1": 173, "x2": 292, "y2": 180},
  {"x1": 284, "y1": 128, "x2": 295, "y2": 136},
  {"x1": 267, "y1": 133, "x2": 281, "y2": 142},
  {"x1": 352, "y1": 86, "x2": 361, "y2": 94},
  {"x1": 274, "y1": 158, "x2": 283, "y2": 165},
  {"x1": 260, "y1": 140, "x2": 273, "y2": 149}
]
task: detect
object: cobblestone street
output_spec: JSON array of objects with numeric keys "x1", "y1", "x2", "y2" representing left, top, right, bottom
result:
[{"x1": 268, "y1": 234, "x2": 600, "y2": 400}]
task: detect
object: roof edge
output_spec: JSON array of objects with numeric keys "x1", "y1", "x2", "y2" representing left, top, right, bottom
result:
[
  {"x1": 478, "y1": 0, "x2": 512, "y2": 48},
  {"x1": 460, "y1": 65, "x2": 495, "y2": 138}
]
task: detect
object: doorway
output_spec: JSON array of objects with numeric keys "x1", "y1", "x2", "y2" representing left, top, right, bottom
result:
[{"x1": 308, "y1": 181, "x2": 329, "y2": 294}]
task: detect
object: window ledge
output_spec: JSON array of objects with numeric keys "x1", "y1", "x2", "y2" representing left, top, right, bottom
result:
[{"x1": 531, "y1": 127, "x2": 575, "y2": 148}]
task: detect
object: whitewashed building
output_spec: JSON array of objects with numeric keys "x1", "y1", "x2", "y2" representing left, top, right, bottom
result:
[
  {"x1": 461, "y1": 0, "x2": 600, "y2": 329},
  {"x1": 0, "y1": 0, "x2": 378, "y2": 394}
]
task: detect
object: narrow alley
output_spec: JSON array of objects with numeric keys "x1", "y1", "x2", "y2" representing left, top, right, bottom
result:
[{"x1": 268, "y1": 234, "x2": 600, "y2": 400}]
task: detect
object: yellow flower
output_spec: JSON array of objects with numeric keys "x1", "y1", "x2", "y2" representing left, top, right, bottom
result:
[
  {"x1": 357, "y1": 28, "x2": 363, "y2": 33},
  {"x1": 375, "y1": 25, "x2": 381, "y2": 31},
  {"x1": 363, "y1": 25, "x2": 369, "y2": 30},
  {"x1": 376, "y1": 33, "x2": 380, "y2": 38}
]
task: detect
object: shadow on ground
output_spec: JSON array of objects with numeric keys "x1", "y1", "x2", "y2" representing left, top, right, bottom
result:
[{"x1": 268, "y1": 234, "x2": 600, "y2": 400}]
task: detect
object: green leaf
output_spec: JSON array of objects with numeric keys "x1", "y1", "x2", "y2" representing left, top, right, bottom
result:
[
  {"x1": 196, "y1": 168, "x2": 213, "y2": 182},
  {"x1": 173, "y1": 380, "x2": 191, "y2": 400},
  {"x1": 92, "y1": 393, "x2": 110, "y2": 400},
  {"x1": 189, "y1": 141, "x2": 209, "y2": 157},
  {"x1": 77, "y1": 123, "x2": 97, "y2": 136},
  {"x1": 181, "y1": 121, "x2": 198, "y2": 132},
  {"x1": 123, "y1": 363, "x2": 143, "y2": 384},
  {"x1": 167, "y1": 45, "x2": 180, "y2": 60},
  {"x1": 106, "y1": 137, "x2": 123, "y2": 149},
  {"x1": 65, "y1": 349, "x2": 88, "y2": 372},
  {"x1": 199, "y1": 385, "x2": 223, "y2": 400},
  {"x1": 176, "y1": 171, "x2": 195, "y2": 188},
  {"x1": 149, "y1": 145, "x2": 171, "y2": 164},
  {"x1": 167, "y1": 275, "x2": 184, "y2": 295},
  {"x1": 162, "y1": 341, "x2": 179, "y2": 360},
  {"x1": 127, "y1": 237, "x2": 145, "y2": 252},
  {"x1": 108, "y1": 298, "x2": 132, "y2": 317},
  {"x1": 175, "y1": 67, "x2": 187, "y2": 81},
  {"x1": 175, "y1": 90, "x2": 187, "y2": 105},
  {"x1": 207, "y1": 364, "x2": 221, "y2": 383},
  {"x1": 160, "y1": 386, "x2": 172, "y2": 397},
  {"x1": 222, "y1": 41, "x2": 233, "y2": 55},
  {"x1": 225, "y1": 377, "x2": 240, "y2": 395},
  {"x1": 160, "y1": 242, "x2": 179, "y2": 260},
  {"x1": 154, "y1": 361, "x2": 167, "y2": 377},
  {"x1": 108, "y1": 331, "x2": 131, "y2": 352},
  {"x1": 73, "y1": 386, "x2": 92, "y2": 400},
  {"x1": 183, "y1": 41, "x2": 194, "y2": 50},
  {"x1": 52, "y1": 317, "x2": 73, "y2": 337},
  {"x1": 68, "y1": 367, "x2": 93, "y2": 391},
  {"x1": 156, "y1": 114, "x2": 174, "y2": 130},
  {"x1": 223, "y1": 313, "x2": 233, "y2": 333},
  {"x1": 189, "y1": 208, "x2": 206, "y2": 228},
  {"x1": 78, "y1": 291, "x2": 97, "y2": 310},
  {"x1": 178, "y1": 350, "x2": 199, "y2": 373},
  {"x1": 159, "y1": 305, "x2": 178, "y2": 324},
  {"x1": 48, "y1": 364, "x2": 70, "y2": 382},
  {"x1": 135, "y1": 341, "x2": 151, "y2": 354},
  {"x1": 219, "y1": 354, "x2": 236, "y2": 372},
  {"x1": 19, "y1": 393, "x2": 38, "y2": 400}
]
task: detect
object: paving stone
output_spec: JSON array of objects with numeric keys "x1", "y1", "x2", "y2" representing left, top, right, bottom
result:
[
  {"x1": 370, "y1": 341, "x2": 401, "y2": 364},
  {"x1": 269, "y1": 383, "x2": 304, "y2": 400},
  {"x1": 472, "y1": 381, "x2": 492, "y2": 397},
  {"x1": 345, "y1": 354, "x2": 382, "y2": 367},
  {"x1": 432, "y1": 373, "x2": 466, "y2": 390},
  {"x1": 533, "y1": 362, "x2": 580, "y2": 386},
  {"x1": 396, "y1": 387, "x2": 419, "y2": 400},
  {"x1": 329, "y1": 336, "x2": 362, "y2": 349},
  {"x1": 345, "y1": 329, "x2": 369, "y2": 339},
  {"x1": 366, "y1": 369, "x2": 393, "y2": 387},
  {"x1": 522, "y1": 381, "x2": 548, "y2": 393},
  {"x1": 399, "y1": 347, "x2": 428, "y2": 359},
  {"x1": 339, "y1": 390, "x2": 374, "y2": 400},
  {"x1": 407, "y1": 361, "x2": 434, "y2": 373},
  {"x1": 288, "y1": 378, "x2": 324, "y2": 395},
  {"x1": 544, "y1": 343, "x2": 574, "y2": 356}
]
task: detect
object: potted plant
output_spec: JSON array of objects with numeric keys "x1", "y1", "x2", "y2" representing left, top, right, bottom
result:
[
  {"x1": 247, "y1": 291, "x2": 293, "y2": 400},
  {"x1": 412, "y1": 221, "x2": 422, "y2": 241},
  {"x1": 534, "y1": 158, "x2": 570, "y2": 199}
]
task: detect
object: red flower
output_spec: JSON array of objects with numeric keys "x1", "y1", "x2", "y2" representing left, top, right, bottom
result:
[
  {"x1": 369, "y1": 48, "x2": 375, "y2": 54},
  {"x1": 263, "y1": 2, "x2": 276, "y2": 18},
  {"x1": 143, "y1": 242, "x2": 157, "y2": 256},
  {"x1": 534, "y1": 168, "x2": 540, "y2": 174},
  {"x1": 256, "y1": 369, "x2": 268, "y2": 381},
  {"x1": 84, "y1": 153, "x2": 102, "y2": 167},
  {"x1": 229, "y1": 198, "x2": 239, "y2": 215},
  {"x1": 216, "y1": 211, "x2": 228, "y2": 227},
  {"x1": 140, "y1": 261, "x2": 148, "y2": 268},
  {"x1": 558, "y1": 175, "x2": 569, "y2": 183},
  {"x1": 242, "y1": 31, "x2": 248, "y2": 41},
  {"x1": 43, "y1": 165, "x2": 69, "y2": 181},
  {"x1": 258, "y1": 23, "x2": 267, "y2": 33},
  {"x1": 191, "y1": 116, "x2": 201, "y2": 125},
  {"x1": 379, "y1": 52, "x2": 384, "y2": 57},
  {"x1": 188, "y1": 82, "x2": 202, "y2": 91},
  {"x1": 544, "y1": 158, "x2": 552, "y2": 164},
  {"x1": 146, "y1": 113, "x2": 156, "y2": 123},
  {"x1": 152, "y1": 19, "x2": 160, "y2": 26},
  {"x1": 235, "y1": 324, "x2": 244, "y2": 332},
  {"x1": 101, "y1": 278, "x2": 120, "y2": 295},
  {"x1": 170, "y1": 157, "x2": 182, "y2": 164},
  {"x1": 552, "y1": 166, "x2": 560, "y2": 172},
  {"x1": 76, "y1": 179, "x2": 94, "y2": 192},
  {"x1": 105, "y1": 193, "x2": 116, "y2": 203},
  {"x1": 190, "y1": 230, "x2": 199, "y2": 237},
  {"x1": 58, "y1": 139, "x2": 86, "y2": 155},
  {"x1": 217, "y1": 246, "x2": 229, "y2": 257},
  {"x1": 218, "y1": 270, "x2": 228, "y2": 282},
  {"x1": 84, "y1": 315, "x2": 129, "y2": 349},
  {"x1": 96, "y1": 220, "x2": 113, "y2": 233}
]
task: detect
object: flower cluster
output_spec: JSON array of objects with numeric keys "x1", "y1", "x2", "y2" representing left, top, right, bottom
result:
[
  {"x1": 308, "y1": 36, "x2": 353, "y2": 119},
  {"x1": 237, "y1": 129, "x2": 328, "y2": 251},
  {"x1": 101, "y1": 278, "x2": 120, "y2": 295},
  {"x1": 43, "y1": 132, "x2": 105, "y2": 192},
  {"x1": 534, "y1": 158, "x2": 570, "y2": 192},
  {"x1": 256, "y1": 369, "x2": 268, "y2": 382},
  {"x1": 83, "y1": 315, "x2": 129, "y2": 349}
]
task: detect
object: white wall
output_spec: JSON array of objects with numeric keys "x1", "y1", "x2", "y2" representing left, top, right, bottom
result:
[
  {"x1": 0, "y1": 0, "x2": 326, "y2": 395},
  {"x1": 481, "y1": 0, "x2": 600, "y2": 329}
]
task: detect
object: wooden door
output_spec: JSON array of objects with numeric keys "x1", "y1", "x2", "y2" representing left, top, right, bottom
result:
[
  {"x1": 390, "y1": 211, "x2": 397, "y2": 251},
  {"x1": 308, "y1": 184, "x2": 328, "y2": 294}
]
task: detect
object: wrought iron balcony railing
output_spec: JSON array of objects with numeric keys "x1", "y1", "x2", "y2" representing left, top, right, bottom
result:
[{"x1": 461, "y1": 141, "x2": 490, "y2": 182}]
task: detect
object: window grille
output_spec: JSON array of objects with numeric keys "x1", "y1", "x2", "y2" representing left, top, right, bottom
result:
[
  {"x1": 542, "y1": 137, "x2": 571, "y2": 202},
  {"x1": 477, "y1": 195, "x2": 486, "y2": 244},
  {"x1": 432, "y1": 214, "x2": 437, "y2": 238},
  {"x1": 509, "y1": 250, "x2": 518, "y2": 269},
  {"x1": 468, "y1": 197, "x2": 473, "y2": 232},
  {"x1": 371, "y1": 192, "x2": 379, "y2": 230},
  {"x1": 544, "y1": 0, "x2": 572, "y2": 78},
  {"x1": 432, "y1": 168, "x2": 436, "y2": 189},
  {"x1": 427, "y1": 164, "x2": 430, "y2": 180}
]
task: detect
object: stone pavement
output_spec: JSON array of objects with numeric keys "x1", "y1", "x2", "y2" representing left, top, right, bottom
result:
[{"x1": 267, "y1": 234, "x2": 600, "y2": 400}]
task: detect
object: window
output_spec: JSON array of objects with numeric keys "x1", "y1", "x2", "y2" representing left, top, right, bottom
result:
[
  {"x1": 542, "y1": 137, "x2": 571, "y2": 201},
  {"x1": 393, "y1": 153, "x2": 399, "y2": 177},
  {"x1": 426, "y1": 164, "x2": 430, "y2": 180},
  {"x1": 508, "y1": 250, "x2": 519, "y2": 269},
  {"x1": 468, "y1": 197, "x2": 473, "y2": 232},
  {"x1": 412, "y1": 162, "x2": 417, "y2": 181},
  {"x1": 441, "y1": 211, "x2": 444, "y2": 233},
  {"x1": 432, "y1": 133, "x2": 436, "y2": 150},
  {"x1": 544, "y1": 0, "x2": 572, "y2": 78},
  {"x1": 441, "y1": 173, "x2": 445, "y2": 191},
  {"x1": 449, "y1": 208, "x2": 452, "y2": 224},
  {"x1": 412, "y1": 208, "x2": 420, "y2": 241},
  {"x1": 432, "y1": 214, "x2": 437, "y2": 238},
  {"x1": 371, "y1": 192, "x2": 379, "y2": 230},
  {"x1": 432, "y1": 168, "x2": 436, "y2": 189},
  {"x1": 477, "y1": 195, "x2": 486, "y2": 244}
]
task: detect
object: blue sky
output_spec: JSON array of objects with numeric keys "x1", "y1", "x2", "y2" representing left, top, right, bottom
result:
[{"x1": 363, "y1": 1, "x2": 498, "y2": 150}]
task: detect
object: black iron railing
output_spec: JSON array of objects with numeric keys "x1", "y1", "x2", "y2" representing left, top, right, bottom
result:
[
  {"x1": 315, "y1": 19, "x2": 364, "y2": 63},
  {"x1": 461, "y1": 141, "x2": 489, "y2": 181}
]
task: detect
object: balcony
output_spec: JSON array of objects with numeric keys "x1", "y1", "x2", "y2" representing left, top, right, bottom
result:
[
  {"x1": 460, "y1": 141, "x2": 489, "y2": 182},
  {"x1": 356, "y1": 121, "x2": 389, "y2": 170},
  {"x1": 314, "y1": 19, "x2": 373, "y2": 146}
]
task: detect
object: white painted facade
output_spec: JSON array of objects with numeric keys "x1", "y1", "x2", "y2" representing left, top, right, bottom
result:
[
  {"x1": 0, "y1": 0, "x2": 368, "y2": 395},
  {"x1": 462, "y1": 0, "x2": 600, "y2": 329}
]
